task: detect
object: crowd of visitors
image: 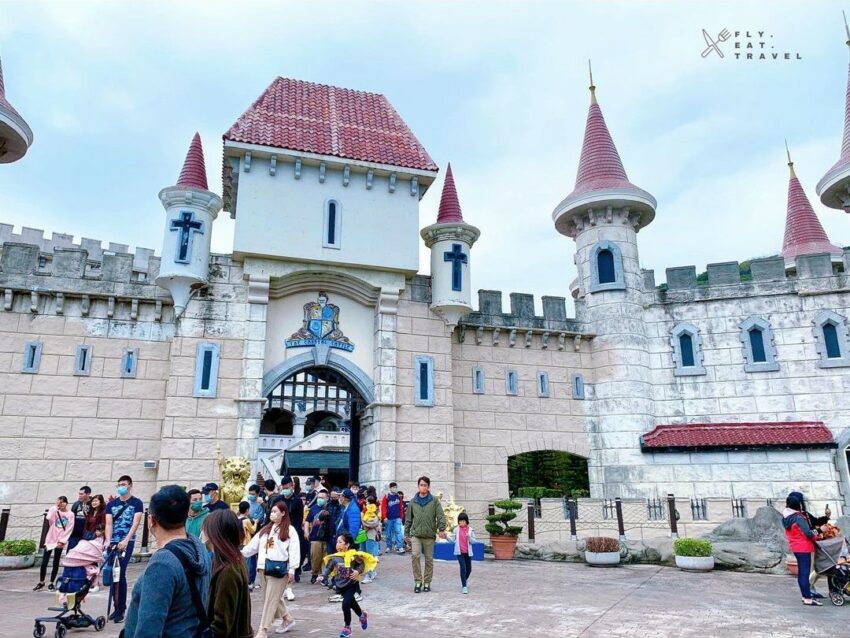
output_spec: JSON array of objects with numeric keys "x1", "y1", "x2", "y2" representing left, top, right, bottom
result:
[{"x1": 31, "y1": 473, "x2": 462, "y2": 638}]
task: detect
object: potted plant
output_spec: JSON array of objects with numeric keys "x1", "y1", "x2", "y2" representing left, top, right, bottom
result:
[
  {"x1": 485, "y1": 499, "x2": 524, "y2": 560},
  {"x1": 584, "y1": 536, "x2": 621, "y2": 566},
  {"x1": 0, "y1": 539, "x2": 37, "y2": 570},
  {"x1": 673, "y1": 538, "x2": 714, "y2": 571}
]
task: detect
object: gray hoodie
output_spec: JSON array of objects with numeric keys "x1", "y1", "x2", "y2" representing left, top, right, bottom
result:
[{"x1": 123, "y1": 535, "x2": 211, "y2": 638}]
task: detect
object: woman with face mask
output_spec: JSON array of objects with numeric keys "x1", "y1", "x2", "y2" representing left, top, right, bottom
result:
[
  {"x1": 203, "y1": 510, "x2": 253, "y2": 638},
  {"x1": 241, "y1": 502, "x2": 299, "y2": 637}
]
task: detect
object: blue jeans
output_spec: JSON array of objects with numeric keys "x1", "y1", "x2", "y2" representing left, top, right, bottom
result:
[
  {"x1": 457, "y1": 553, "x2": 472, "y2": 587},
  {"x1": 384, "y1": 518, "x2": 404, "y2": 552},
  {"x1": 363, "y1": 539, "x2": 380, "y2": 556},
  {"x1": 794, "y1": 552, "x2": 813, "y2": 599},
  {"x1": 114, "y1": 540, "x2": 135, "y2": 615},
  {"x1": 246, "y1": 554, "x2": 257, "y2": 585}
]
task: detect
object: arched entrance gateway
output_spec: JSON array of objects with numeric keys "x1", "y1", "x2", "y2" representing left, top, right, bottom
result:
[{"x1": 260, "y1": 352, "x2": 374, "y2": 486}]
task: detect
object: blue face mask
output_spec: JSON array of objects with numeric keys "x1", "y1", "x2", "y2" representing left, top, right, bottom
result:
[
  {"x1": 203, "y1": 494, "x2": 211, "y2": 504},
  {"x1": 248, "y1": 495, "x2": 257, "y2": 503},
  {"x1": 317, "y1": 498, "x2": 326, "y2": 507},
  {"x1": 116, "y1": 486, "x2": 129, "y2": 497},
  {"x1": 282, "y1": 488, "x2": 293, "y2": 498}
]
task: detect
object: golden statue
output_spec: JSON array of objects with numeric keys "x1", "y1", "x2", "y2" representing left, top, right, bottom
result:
[
  {"x1": 216, "y1": 445, "x2": 251, "y2": 509},
  {"x1": 435, "y1": 491, "x2": 466, "y2": 535}
]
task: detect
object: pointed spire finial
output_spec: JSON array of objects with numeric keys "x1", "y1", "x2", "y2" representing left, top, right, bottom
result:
[
  {"x1": 844, "y1": 10, "x2": 850, "y2": 46},
  {"x1": 588, "y1": 59, "x2": 596, "y2": 104},
  {"x1": 785, "y1": 139, "x2": 796, "y2": 177}
]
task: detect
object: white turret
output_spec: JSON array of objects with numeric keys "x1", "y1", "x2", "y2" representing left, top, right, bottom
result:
[
  {"x1": 420, "y1": 163, "x2": 480, "y2": 329},
  {"x1": 156, "y1": 133, "x2": 222, "y2": 316},
  {"x1": 0, "y1": 55, "x2": 33, "y2": 164}
]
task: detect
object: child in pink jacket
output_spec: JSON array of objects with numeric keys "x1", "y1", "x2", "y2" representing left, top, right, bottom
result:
[{"x1": 33, "y1": 496, "x2": 74, "y2": 591}]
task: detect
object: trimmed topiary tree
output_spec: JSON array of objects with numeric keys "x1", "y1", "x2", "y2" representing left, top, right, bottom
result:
[{"x1": 485, "y1": 499, "x2": 524, "y2": 536}]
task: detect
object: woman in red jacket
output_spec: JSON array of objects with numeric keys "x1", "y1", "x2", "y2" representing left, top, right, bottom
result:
[{"x1": 782, "y1": 491, "x2": 821, "y2": 606}]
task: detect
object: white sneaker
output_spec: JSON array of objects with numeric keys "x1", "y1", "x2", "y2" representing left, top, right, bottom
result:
[
  {"x1": 275, "y1": 618, "x2": 296, "y2": 634},
  {"x1": 328, "y1": 593, "x2": 343, "y2": 603},
  {"x1": 284, "y1": 587, "x2": 295, "y2": 601},
  {"x1": 355, "y1": 592, "x2": 362, "y2": 602},
  {"x1": 89, "y1": 586, "x2": 99, "y2": 593}
]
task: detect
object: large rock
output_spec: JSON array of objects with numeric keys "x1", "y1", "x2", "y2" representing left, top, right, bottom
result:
[
  {"x1": 705, "y1": 506, "x2": 788, "y2": 573},
  {"x1": 515, "y1": 541, "x2": 582, "y2": 562}
]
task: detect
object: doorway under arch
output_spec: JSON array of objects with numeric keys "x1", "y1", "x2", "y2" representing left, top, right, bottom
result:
[{"x1": 264, "y1": 366, "x2": 367, "y2": 483}]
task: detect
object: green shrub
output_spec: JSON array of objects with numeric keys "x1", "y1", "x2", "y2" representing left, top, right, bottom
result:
[
  {"x1": 485, "y1": 499, "x2": 524, "y2": 536},
  {"x1": 517, "y1": 487, "x2": 562, "y2": 498},
  {"x1": 585, "y1": 537, "x2": 620, "y2": 553},
  {"x1": 0, "y1": 539, "x2": 37, "y2": 556},
  {"x1": 673, "y1": 537, "x2": 712, "y2": 557}
]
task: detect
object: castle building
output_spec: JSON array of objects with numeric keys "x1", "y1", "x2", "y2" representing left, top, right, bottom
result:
[{"x1": 4, "y1": 39, "x2": 850, "y2": 539}]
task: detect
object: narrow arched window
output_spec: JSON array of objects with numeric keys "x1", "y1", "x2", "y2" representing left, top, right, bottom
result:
[
  {"x1": 679, "y1": 334, "x2": 695, "y2": 367},
  {"x1": 824, "y1": 323, "x2": 841, "y2": 359},
  {"x1": 323, "y1": 199, "x2": 342, "y2": 249},
  {"x1": 597, "y1": 249, "x2": 615, "y2": 284},
  {"x1": 748, "y1": 328, "x2": 766, "y2": 363},
  {"x1": 590, "y1": 241, "x2": 625, "y2": 292},
  {"x1": 670, "y1": 322, "x2": 706, "y2": 376},
  {"x1": 813, "y1": 310, "x2": 850, "y2": 368}
]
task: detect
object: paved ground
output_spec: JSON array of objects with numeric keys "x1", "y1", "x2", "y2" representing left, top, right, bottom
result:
[{"x1": 3, "y1": 551, "x2": 849, "y2": 637}]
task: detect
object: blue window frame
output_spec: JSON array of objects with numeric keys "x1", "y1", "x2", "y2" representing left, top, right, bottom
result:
[
  {"x1": 824, "y1": 323, "x2": 841, "y2": 359},
  {"x1": 679, "y1": 334, "x2": 695, "y2": 367},
  {"x1": 472, "y1": 367, "x2": 485, "y2": 394},
  {"x1": 414, "y1": 355, "x2": 434, "y2": 406},
  {"x1": 597, "y1": 249, "x2": 615, "y2": 284},
  {"x1": 74, "y1": 345, "x2": 92, "y2": 376},
  {"x1": 121, "y1": 348, "x2": 139, "y2": 379},
  {"x1": 194, "y1": 342, "x2": 220, "y2": 398},
  {"x1": 538, "y1": 372, "x2": 550, "y2": 398},
  {"x1": 749, "y1": 329, "x2": 766, "y2": 363},
  {"x1": 22, "y1": 341, "x2": 42, "y2": 374},
  {"x1": 571, "y1": 373, "x2": 585, "y2": 400},
  {"x1": 506, "y1": 369, "x2": 519, "y2": 396}
]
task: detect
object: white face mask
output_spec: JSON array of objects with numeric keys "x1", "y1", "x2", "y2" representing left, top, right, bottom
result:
[{"x1": 270, "y1": 511, "x2": 281, "y2": 523}]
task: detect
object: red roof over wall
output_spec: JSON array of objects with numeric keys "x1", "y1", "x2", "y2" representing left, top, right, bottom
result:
[
  {"x1": 641, "y1": 421, "x2": 835, "y2": 452},
  {"x1": 224, "y1": 77, "x2": 438, "y2": 172}
]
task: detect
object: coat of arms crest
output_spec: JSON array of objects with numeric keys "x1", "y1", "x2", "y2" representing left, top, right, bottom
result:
[{"x1": 285, "y1": 292, "x2": 354, "y2": 352}]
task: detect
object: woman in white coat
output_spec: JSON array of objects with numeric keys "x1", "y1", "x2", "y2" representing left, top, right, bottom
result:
[{"x1": 242, "y1": 502, "x2": 300, "y2": 637}]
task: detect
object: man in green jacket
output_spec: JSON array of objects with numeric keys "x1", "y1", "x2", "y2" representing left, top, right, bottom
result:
[
  {"x1": 404, "y1": 476, "x2": 446, "y2": 593},
  {"x1": 185, "y1": 489, "x2": 209, "y2": 538}
]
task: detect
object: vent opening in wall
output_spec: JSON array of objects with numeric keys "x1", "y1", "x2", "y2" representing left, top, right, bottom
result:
[
  {"x1": 473, "y1": 367, "x2": 485, "y2": 394},
  {"x1": 571, "y1": 373, "x2": 585, "y2": 400},
  {"x1": 538, "y1": 372, "x2": 550, "y2": 398}
]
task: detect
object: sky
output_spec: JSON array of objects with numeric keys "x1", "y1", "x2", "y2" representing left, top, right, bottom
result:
[{"x1": 2, "y1": 0, "x2": 850, "y2": 315}]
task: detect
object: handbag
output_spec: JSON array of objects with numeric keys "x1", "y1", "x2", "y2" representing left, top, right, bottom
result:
[
  {"x1": 354, "y1": 528, "x2": 368, "y2": 545},
  {"x1": 264, "y1": 559, "x2": 289, "y2": 578}
]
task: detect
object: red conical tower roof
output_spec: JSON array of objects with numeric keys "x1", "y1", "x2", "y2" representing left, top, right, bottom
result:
[
  {"x1": 782, "y1": 156, "x2": 842, "y2": 263},
  {"x1": 552, "y1": 72, "x2": 655, "y2": 237},
  {"x1": 436, "y1": 163, "x2": 464, "y2": 223},
  {"x1": 176, "y1": 132, "x2": 208, "y2": 190}
]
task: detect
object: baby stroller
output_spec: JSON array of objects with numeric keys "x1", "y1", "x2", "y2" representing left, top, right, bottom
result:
[
  {"x1": 813, "y1": 535, "x2": 850, "y2": 606},
  {"x1": 33, "y1": 538, "x2": 107, "y2": 637}
]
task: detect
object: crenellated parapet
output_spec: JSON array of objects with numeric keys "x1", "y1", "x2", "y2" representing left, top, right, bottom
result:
[
  {"x1": 458, "y1": 289, "x2": 591, "y2": 349},
  {"x1": 645, "y1": 249, "x2": 850, "y2": 304},
  {"x1": 0, "y1": 224, "x2": 158, "y2": 276}
]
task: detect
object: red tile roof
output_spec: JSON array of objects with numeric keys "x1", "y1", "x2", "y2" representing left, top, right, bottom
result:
[
  {"x1": 641, "y1": 421, "x2": 835, "y2": 452},
  {"x1": 224, "y1": 77, "x2": 438, "y2": 172},
  {"x1": 176, "y1": 132, "x2": 209, "y2": 190},
  {"x1": 436, "y1": 163, "x2": 464, "y2": 223},
  {"x1": 781, "y1": 161, "x2": 841, "y2": 263}
]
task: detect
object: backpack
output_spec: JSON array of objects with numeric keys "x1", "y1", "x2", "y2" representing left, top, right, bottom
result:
[{"x1": 162, "y1": 544, "x2": 212, "y2": 638}]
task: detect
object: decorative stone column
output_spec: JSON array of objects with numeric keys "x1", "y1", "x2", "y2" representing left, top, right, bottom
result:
[{"x1": 236, "y1": 274, "x2": 270, "y2": 465}]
